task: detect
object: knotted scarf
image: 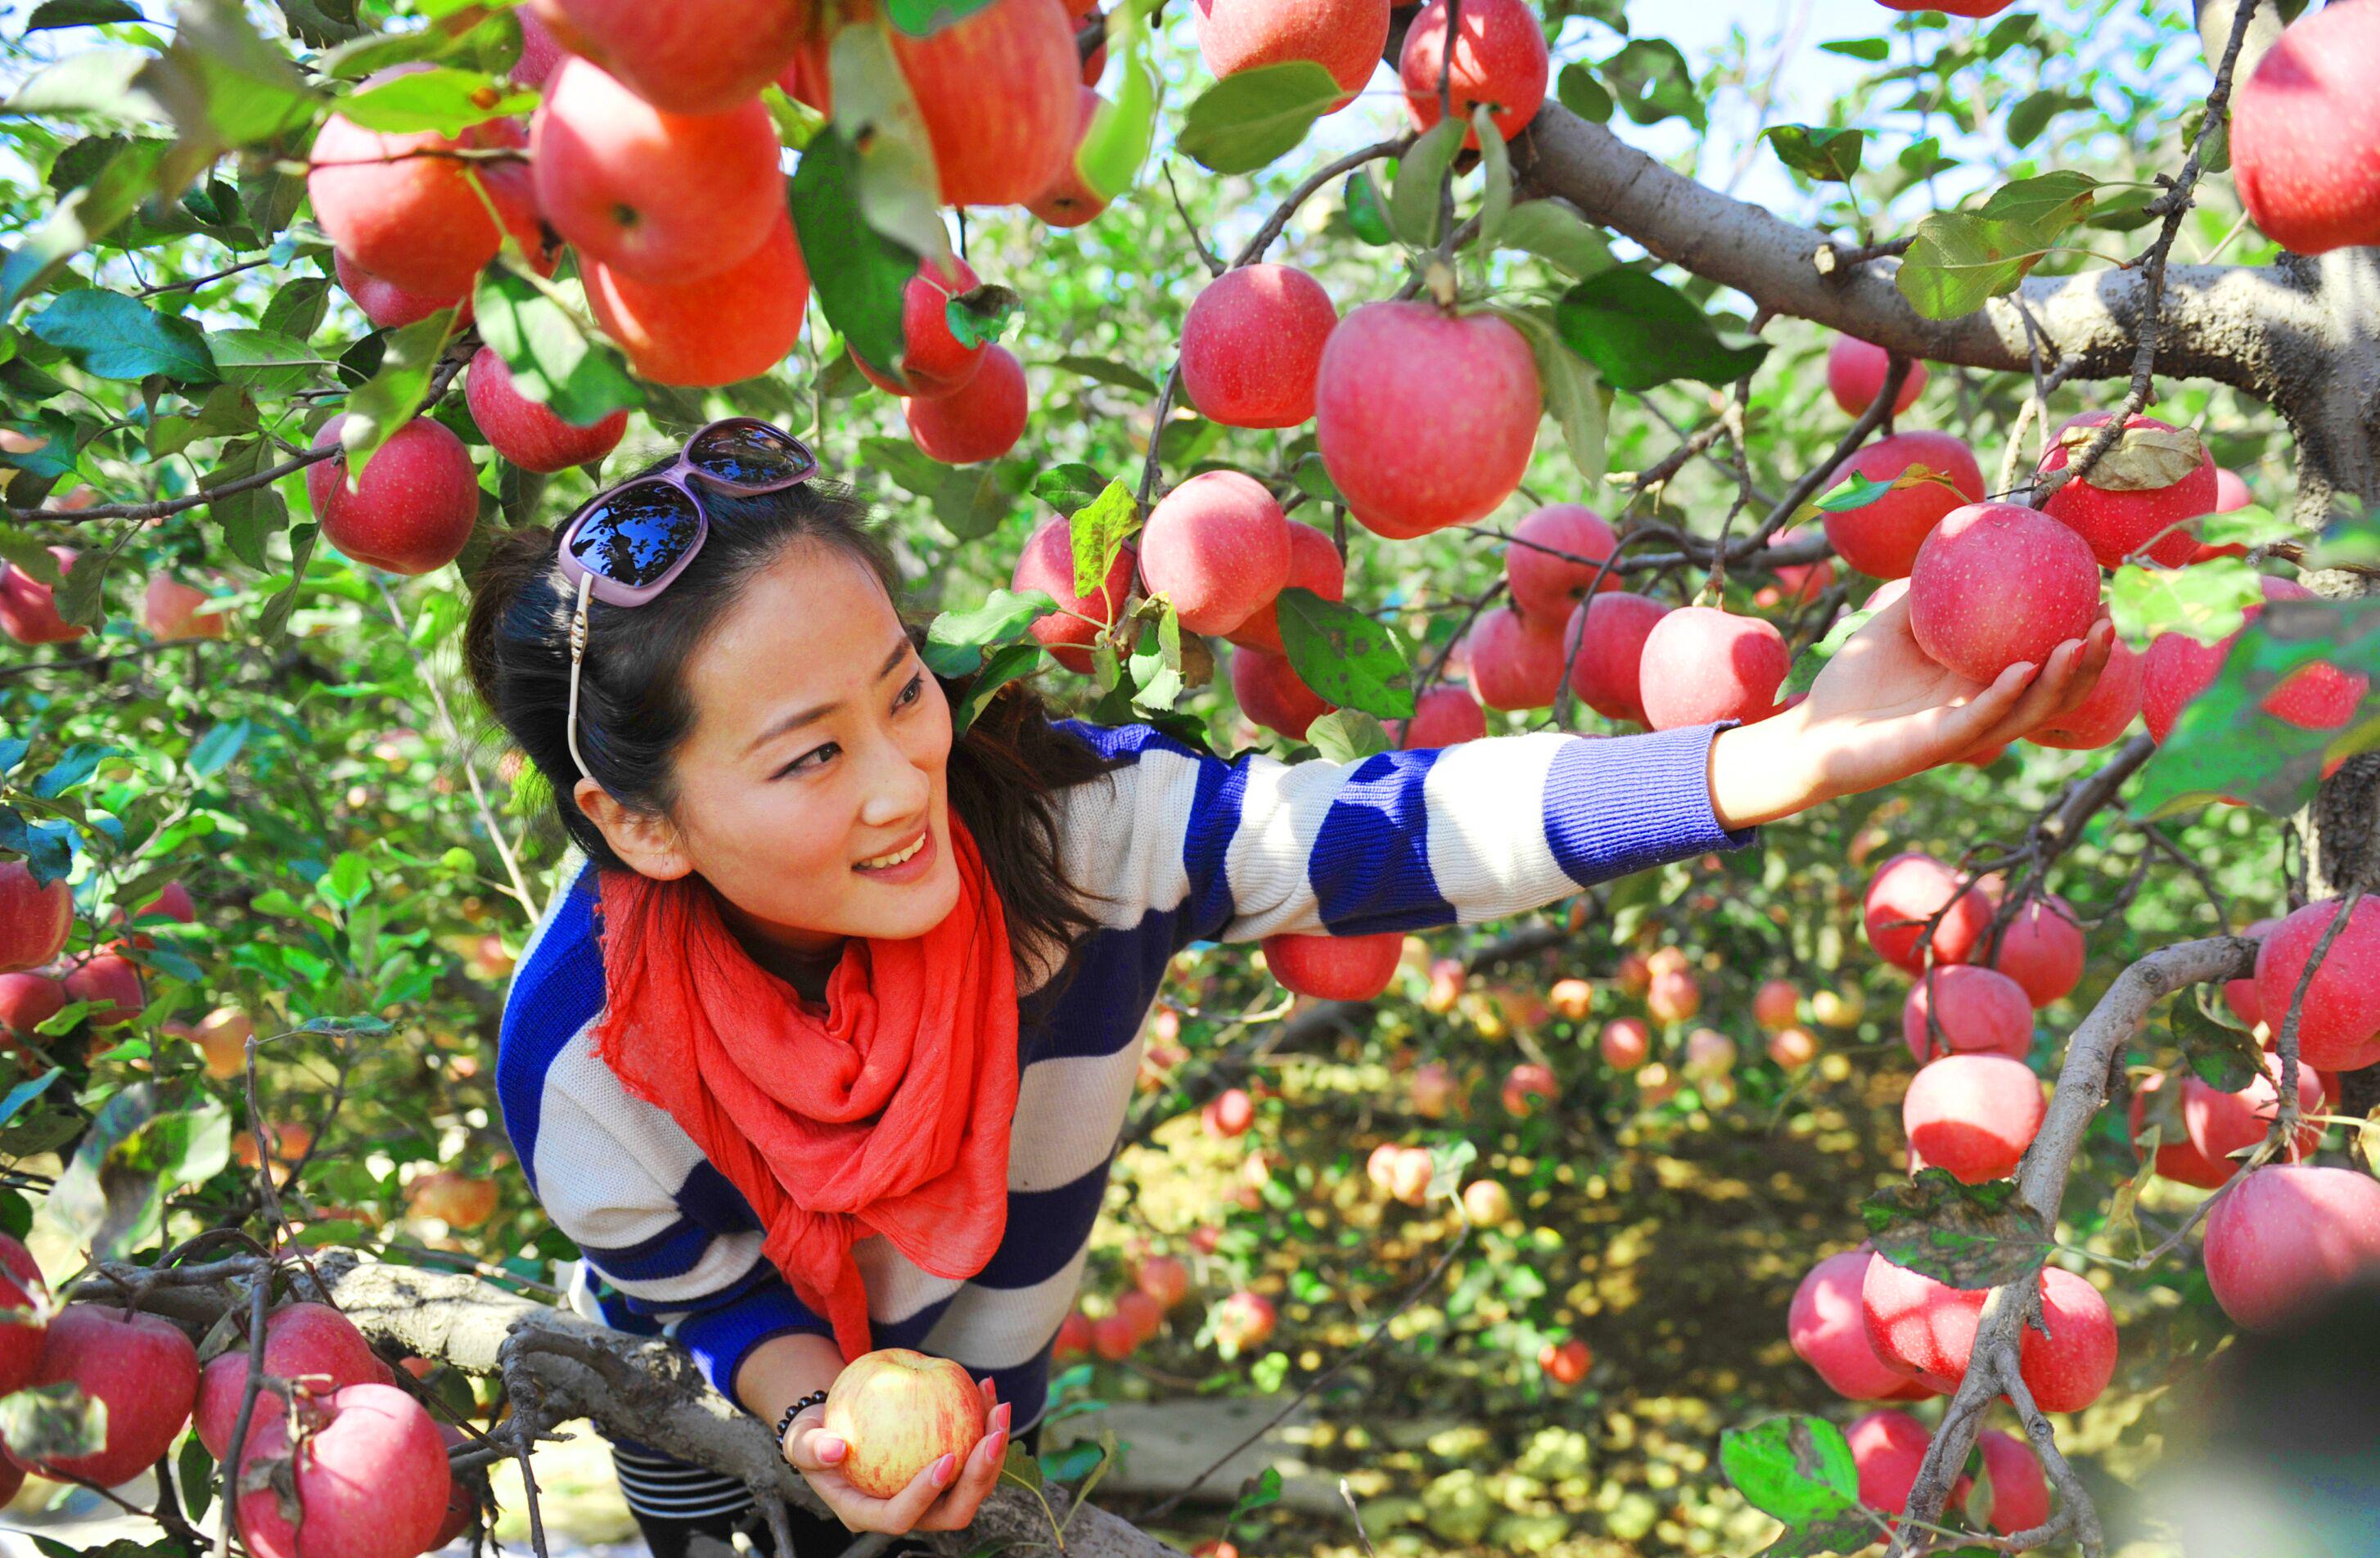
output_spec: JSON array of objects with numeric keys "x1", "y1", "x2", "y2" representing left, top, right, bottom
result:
[{"x1": 590, "y1": 817, "x2": 1019, "y2": 1362}]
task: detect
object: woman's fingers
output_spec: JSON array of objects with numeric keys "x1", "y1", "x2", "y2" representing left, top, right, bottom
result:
[
  {"x1": 913, "y1": 1409, "x2": 1012, "y2": 1531},
  {"x1": 781, "y1": 1420, "x2": 845, "y2": 1475}
]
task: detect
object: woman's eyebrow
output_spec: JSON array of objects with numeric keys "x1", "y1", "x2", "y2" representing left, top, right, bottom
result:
[{"x1": 742, "y1": 641, "x2": 914, "y2": 754}]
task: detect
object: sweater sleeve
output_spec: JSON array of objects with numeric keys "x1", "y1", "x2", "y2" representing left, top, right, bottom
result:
[{"x1": 1055, "y1": 720, "x2": 1755, "y2": 945}]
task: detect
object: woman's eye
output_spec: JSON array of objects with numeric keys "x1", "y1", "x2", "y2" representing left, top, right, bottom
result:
[
  {"x1": 895, "y1": 673, "x2": 925, "y2": 709},
  {"x1": 781, "y1": 742, "x2": 838, "y2": 778}
]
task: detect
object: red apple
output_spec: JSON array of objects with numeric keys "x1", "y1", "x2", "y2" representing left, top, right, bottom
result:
[
  {"x1": 1754, "y1": 979, "x2": 1801, "y2": 1033},
  {"x1": 1053, "y1": 1311, "x2": 1092, "y2": 1360},
  {"x1": 61, "y1": 947, "x2": 145, "y2": 1027},
  {"x1": 1500, "y1": 1061, "x2": 1557, "y2": 1117},
  {"x1": 1862, "y1": 1259, "x2": 2116, "y2": 1412},
  {"x1": 144, "y1": 576, "x2": 227, "y2": 640},
  {"x1": 234, "y1": 1383, "x2": 452, "y2": 1558},
  {"x1": 1789, "y1": 1249, "x2": 1931, "y2": 1402},
  {"x1": 1647, "y1": 968, "x2": 1702, "y2": 1025},
  {"x1": 305, "y1": 416, "x2": 480, "y2": 577},
  {"x1": 0, "y1": 973, "x2": 65, "y2": 1041},
  {"x1": 1635, "y1": 606, "x2": 1789, "y2": 729},
  {"x1": 0, "y1": 547, "x2": 85, "y2": 646},
  {"x1": 0, "y1": 1237, "x2": 49, "y2": 1395},
  {"x1": 1231, "y1": 648, "x2": 1332, "y2": 739},
  {"x1": 1226, "y1": 522, "x2": 1342, "y2": 655},
  {"x1": 1179, "y1": 263, "x2": 1338, "y2": 430},
  {"x1": 1768, "y1": 1026, "x2": 1819, "y2": 1068},
  {"x1": 1765, "y1": 525, "x2": 1837, "y2": 606},
  {"x1": 1902, "y1": 1054, "x2": 2044, "y2": 1184},
  {"x1": 1011, "y1": 516, "x2": 1134, "y2": 674},
  {"x1": 1212, "y1": 1290, "x2": 1275, "y2": 1353},
  {"x1": 1986, "y1": 895, "x2": 2086, "y2": 1008},
  {"x1": 855, "y1": 256, "x2": 990, "y2": 400},
  {"x1": 886, "y1": 0, "x2": 1080, "y2": 207},
  {"x1": 2181, "y1": 1054, "x2": 2323, "y2": 1175},
  {"x1": 1467, "y1": 606, "x2": 1569, "y2": 712},
  {"x1": 12, "y1": 1306, "x2": 200, "y2": 1488},
  {"x1": 2038, "y1": 413, "x2": 2216, "y2": 568},
  {"x1": 0, "y1": 862, "x2": 72, "y2": 975},
  {"x1": 1599, "y1": 1016, "x2": 1651, "y2": 1070},
  {"x1": 2224, "y1": 916, "x2": 2283, "y2": 1030},
  {"x1": 1864, "y1": 853, "x2": 1995, "y2": 971},
  {"x1": 1202, "y1": 1087, "x2": 1254, "y2": 1138},
  {"x1": 1826, "y1": 336, "x2": 1928, "y2": 417},
  {"x1": 2202, "y1": 1164, "x2": 2380, "y2": 1331},
  {"x1": 1537, "y1": 1337, "x2": 1590, "y2": 1385},
  {"x1": 1025, "y1": 86, "x2": 1111, "y2": 229},
  {"x1": 1142, "y1": 471, "x2": 1292, "y2": 637},
  {"x1": 1907, "y1": 502, "x2": 2102, "y2": 686},
  {"x1": 309, "y1": 106, "x2": 537, "y2": 299},
  {"x1": 333, "y1": 250, "x2": 465, "y2": 331},
  {"x1": 1192, "y1": 0, "x2": 1388, "y2": 111},
  {"x1": 1847, "y1": 1409, "x2": 1964, "y2": 1520},
  {"x1": 586, "y1": 209, "x2": 810, "y2": 387},
  {"x1": 1135, "y1": 1255, "x2": 1190, "y2": 1311},
  {"x1": 1562, "y1": 591, "x2": 1670, "y2": 724},
  {"x1": 1263, "y1": 932, "x2": 1401, "y2": 1001},
  {"x1": 2252, "y1": 897, "x2": 2380, "y2": 1071},
  {"x1": 196, "y1": 1302, "x2": 383, "y2": 1461},
  {"x1": 1400, "y1": 0, "x2": 1549, "y2": 146},
  {"x1": 2229, "y1": 0, "x2": 2380, "y2": 254},
  {"x1": 1822, "y1": 431, "x2": 1986, "y2": 579},
  {"x1": 1318, "y1": 301, "x2": 1539, "y2": 538},
  {"x1": 1387, "y1": 684, "x2": 1487, "y2": 749},
  {"x1": 1974, "y1": 1429, "x2": 2051, "y2": 1534},
  {"x1": 819, "y1": 1349, "x2": 985, "y2": 1499},
  {"x1": 905, "y1": 344, "x2": 1030, "y2": 466},
  {"x1": 1091, "y1": 1311, "x2": 1139, "y2": 1359},
  {"x1": 1902, "y1": 966, "x2": 2035, "y2": 1064},
  {"x1": 2027, "y1": 633, "x2": 2142, "y2": 750},
  {"x1": 1461, "y1": 1178, "x2": 1513, "y2": 1227},
  {"x1": 2142, "y1": 577, "x2": 2369, "y2": 745},
  {"x1": 1505, "y1": 504, "x2": 1619, "y2": 626},
  {"x1": 524, "y1": 0, "x2": 815, "y2": 115},
  {"x1": 464, "y1": 347, "x2": 629, "y2": 474}
]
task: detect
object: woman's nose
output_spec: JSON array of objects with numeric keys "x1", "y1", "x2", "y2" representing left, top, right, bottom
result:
[{"x1": 858, "y1": 745, "x2": 931, "y2": 828}]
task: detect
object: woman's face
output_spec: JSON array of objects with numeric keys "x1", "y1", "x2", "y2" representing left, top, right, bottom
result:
[{"x1": 611, "y1": 543, "x2": 960, "y2": 954}]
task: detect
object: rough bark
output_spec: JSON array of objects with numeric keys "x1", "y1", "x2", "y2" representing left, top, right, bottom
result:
[{"x1": 99, "y1": 1251, "x2": 1182, "y2": 1558}]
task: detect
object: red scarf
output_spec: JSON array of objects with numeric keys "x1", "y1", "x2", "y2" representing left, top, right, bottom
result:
[{"x1": 590, "y1": 818, "x2": 1019, "y2": 1362}]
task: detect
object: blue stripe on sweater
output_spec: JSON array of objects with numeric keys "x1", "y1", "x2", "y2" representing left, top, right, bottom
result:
[
  {"x1": 579, "y1": 1216, "x2": 717, "y2": 1284},
  {"x1": 494, "y1": 868, "x2": 602, "y2": 1195},
  {"x1": 1544, "y1": 725, "x2": 1755, "y2": 886},
  {"x1": 1312, "y1": 748, "x2": 1454, "y2": 932}
]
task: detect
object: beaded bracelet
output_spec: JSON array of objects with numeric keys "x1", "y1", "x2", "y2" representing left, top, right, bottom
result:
[{"x1": 776, "y1": 1389, "x2": 830, "y2": 1447}]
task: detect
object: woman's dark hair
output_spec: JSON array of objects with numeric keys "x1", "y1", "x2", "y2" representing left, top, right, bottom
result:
[{"x1": 462, "y1": 473, "x2": 1118, "y2": 973}]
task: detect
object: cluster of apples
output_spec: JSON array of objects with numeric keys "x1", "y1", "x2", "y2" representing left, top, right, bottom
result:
[
  {"x1": 0, "y1": 1249, "x2": 470, "y2": 1556},
  {"x1": 0, "y1": 526, "x2": 240, "y2": 648},
  {"x1": 1052, "y1": 1253, "x2": 1193, "y2": 1362},
  {"x1": 0, "y1": 867, "x2": 201, "y2": 1057}
]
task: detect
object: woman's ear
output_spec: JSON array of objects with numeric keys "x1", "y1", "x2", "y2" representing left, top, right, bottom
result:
[{"x1": 575, "y1": 779, "x2": 693, "y2": 881}]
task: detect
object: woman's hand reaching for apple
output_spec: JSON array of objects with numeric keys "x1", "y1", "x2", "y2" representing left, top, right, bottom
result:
[
  {"x1": 781, "y1": 1374, "x2": 1011, "y2": 1533},
  {"x1": 1706, "y1": 589, "x2": 2116, "y2": 831}
]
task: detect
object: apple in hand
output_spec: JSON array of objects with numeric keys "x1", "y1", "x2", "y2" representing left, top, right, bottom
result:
[{"x1": 820, "y1": 1349, "x2": 988, "y2": 1501}]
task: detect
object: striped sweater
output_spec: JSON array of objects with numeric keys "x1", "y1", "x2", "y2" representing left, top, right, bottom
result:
[{"x1": 495, "y1": 719, "x2": 1752, "y2": 1451}]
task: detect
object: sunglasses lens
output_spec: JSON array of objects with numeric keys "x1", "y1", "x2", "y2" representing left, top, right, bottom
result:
[
  {"x1": 567, "y1": 484, "x2": 702, "y2": 588},
  {"x1": 687, "y1": 421, "x2": 817, "y2": 486}
]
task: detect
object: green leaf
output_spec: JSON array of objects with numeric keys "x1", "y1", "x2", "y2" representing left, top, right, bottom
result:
[
  {"x1": 337, "y1": 309, "x2": 456, "y2": 480},
  {"x1": 38, "y1": 1083, "x2": 232, "y2": 1263},
  {"x1": 944, "y1": 284, "x2": 1020, "y2": 350},
  {"x1": 1176, "y1": 60, "x2": 1342, "y2": 176},
  {"x1": 1861, "y1": 1169, "x2": 2050, "y2": 1290},
  {"x1": 1308, "y1": 709, "x2": 1389, "y2": 764},
  {"x1": 1, "y1": 49, "x2": 158, "y2": 119},
  {"x1": 883, "y1": 0, "x2": 998, "y2": 34},
  {"x1": 1720, "y1": 1416, "x2": 1863, "y2": 1528},
  {"x1": 146, "y1": 0, "x2": 323, "y2": 149},
  {"x1": 2197, "y1": 502, "x2": 2297, "y2": 552},
  {"x1": 1554, "y1": 61, "x2": 1613, "y2": 123},
  {"x1": 1977, "y1": 170, "x2": 2099, "y2": 231},
  {"x1": 1053, "y1": 353, "x2": 1157, "y2": 394},
  {"x1": 0, "y1": 1383, "x2": 107, "y2": 1464},
  {"x1": 2005, "y1": 88, "x2": 2078, "y2": 151},
  {"x1": 335, "y1": 66, "x2": 536, "y2": 135},
  {"x1": 260, "y1": 276, "x2": 331, "y2": 342},
  {"x1": 2172, "y1": 998, "x2": 2261, "y2": 1092},
  {"x1": 1077, "y1": 0, "x2": 1156, "y2": 201},
  {"x1": 179, "y1": 1425, "x2": 216, "y2": 1527},
  {"x1": 790, "y1": 137, "x2": 917, "y2": 384},
  {"x1": 1390, "y1": 116, "x2": 1465, "y2": 250},
  {"x1": 1895, "y1": 211, "x2": 2058, "y2": 321},
  {"x1": 1033, "y1": 462, "x2": 1110, "y2": 514},
  {"x1": 1764, "y1": 124, "x2": 1864, "y2": 182},
  {"x1": 0, "y1": 1075, "x2": 61, "y2": 1130},
  {"x1": 27, "y1": 1, "x2": 145, "y2": 31},
  {"x1": 1068, "y1": 480, "x2": 1139, "y2": 600},
  {"x1": 1278, "y1": 587, "x2": 1413, "y2": 720},
  {"x1": 1552, "y1": 268, "x2": 1768, "y2": 393},
  {"x1": 1818, "y1": 37, "x2": 1891, "y2": 61},
  {"x1": 1127, "y1": 603, "x2": 1186, "y2": 713},
  {"x1": 950, "y1": 641, "x2": 1042, "y2": 736},
  {"x1": 1426, "y1": 1138, "x2": 1476, "y2": 1200},
  {"x1": 923, "y1": 588, "x2": 1056, "y2": 677},
  {"x1": 207, "y1": 328, "x2": 327, "y2": 396},
  {"x1": 1343, "y1": 168, "x2": 1392, "y2": 245},
  {"x1": 1494, "y1": 200, "x2": 1615, "y2": 280},
  {"x1": 830, "y1": 21, "x2": 958, "y2": 259},
  {"x1": 187, "y1": 719, "x2": 250, "y2": 780},
  {"x1": 473, "y1": 264, "x2": 642, "y2": 429},
  {"x1": 2107, "y1": 556, "x2": 2258, "y2": 645},
  {"x1": 1598, "y1": 39, "x2": 1704, "y2": 130},
  {"x1": 25, "y1": 290, "x2": 214, "y2": 382},
  {"x1": 1472, "y1": 106, "x2": 1512, "y2": 253}
]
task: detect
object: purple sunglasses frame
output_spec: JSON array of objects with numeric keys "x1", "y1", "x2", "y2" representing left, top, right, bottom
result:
[
  {"x1": 556, "y1": 417, "x2": 821, "y2": 608},
  {"x1": 558, "y1": 418, "x2": 820, "y2": 781}
]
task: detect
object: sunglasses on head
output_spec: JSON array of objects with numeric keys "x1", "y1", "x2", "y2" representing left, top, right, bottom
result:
[{"x1": 557, "y1": 418, "x2": 819, "y2": 778}]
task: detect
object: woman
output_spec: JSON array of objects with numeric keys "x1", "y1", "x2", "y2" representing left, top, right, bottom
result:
[{"x1": 467, "y1": 420, "x2": 2108, "y2": 1555}]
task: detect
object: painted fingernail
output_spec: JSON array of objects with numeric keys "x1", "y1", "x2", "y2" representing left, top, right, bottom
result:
[
  {"x1": 934, "y1": 1454, "x2": 958, "y2": 1487},
  {"x1": 820, "y1": 1436, "x2": 845, "y2": 1461},
  {"x1": 996, "y1": 1403, "x2": 1013, "y2": 1431},
  {"x1": 985, "y1": 1430, "x2": 1008, "y2": 1463}
]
